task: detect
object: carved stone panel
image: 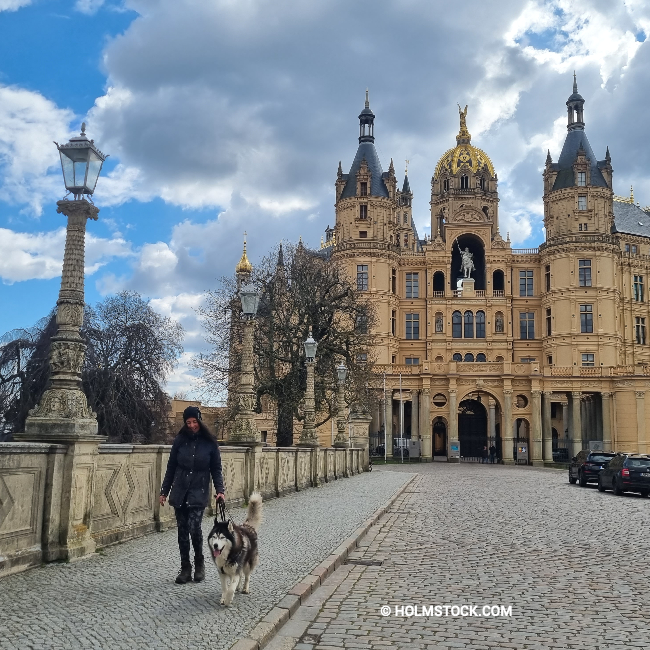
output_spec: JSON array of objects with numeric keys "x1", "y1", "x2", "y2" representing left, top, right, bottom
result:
[{"x1": 0, "y1": 469, "x2": 41, "y2": 541}]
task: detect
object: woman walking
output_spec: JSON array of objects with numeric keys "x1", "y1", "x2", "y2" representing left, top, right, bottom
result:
[{"x1": 160, "y1": 406, "x2": 225, "y2": 584}]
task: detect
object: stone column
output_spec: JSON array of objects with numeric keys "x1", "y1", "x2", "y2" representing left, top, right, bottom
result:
[
  {"x1": 420, "y1": 388, "x2": 432, "y2": 460},
  {"x1": 411, "y1": 390, "x2": 419, "y2": 441},
  {"x1": 543, "y1": 392, "x2": 553, "y2": 462},
  {"x1": 601, "y1": 392, "x2": 613, "y2": 452},
  {"x1": 350, "y1": 412, "x2": 372, "y2": 470},
  {"x1": 448, "y1": 389, "x2": 458, "y2": 461},
  {"x1": 488, "y1": 398, "x2": 496, "y2": 443},
  {"x1": 297, "y1": 360, "x2": 319, "y2": 447},
  {"x1": 229, "y1": 319, "x2": 261, "y2": 444},
  {"x1": 502, "y1": 390, "x2": 514, "y2": 463},
  {"x1": 636, "y1": 391, "x2": 647, "y2": 454},
  {"x1": 571, "y1": 391, "x2": 582, "y2": 456},
  {"x1": 531, "y1": 390, "x2": 543, "y2": 465}
]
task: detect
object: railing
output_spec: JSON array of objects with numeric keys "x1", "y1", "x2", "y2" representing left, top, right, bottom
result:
[
  {"x1": 611, "y1": 365, "x2": 634, "y2": 376},
  {"x1": 375, "y1": 364, "x2": 418, "y2": 375},
  {"x1": 432, "y1": 291, "x2": 445, "y2": 298},
  {"x1": 580, "y1": 367, "x2": 602, "y2": 376},
  {"x1": 475, "y1": 290, "x2": 486, "y2": 297},
  {"x1": 492, "y1": 290, "x2": 505, "y2": 297},
  {"x1": 512, "y1": 248, "x2": 539, "y2": 255},
  {"x1": 550, "y1": 367, "x2": 572, "y2": 377},
  {"x1": 455, "y1": 362, "x2": 504, "y2": 373}
]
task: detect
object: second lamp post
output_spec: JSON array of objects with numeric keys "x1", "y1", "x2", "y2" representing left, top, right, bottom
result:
[{"x1": 297, "y1": 330, "x2": 319, "y2": 447}]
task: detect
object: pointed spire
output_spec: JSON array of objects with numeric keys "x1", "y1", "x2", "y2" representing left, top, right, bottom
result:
[
  {"x1": 402, "y1": 174, "x2": 411, "y2": 194},
  {"x1": 276, "y1": 243, "x2": 284, "y2": 268},
  {"x1": 546, "y1": 149, "x2": 552, "y2": 165},
  {"x1": 573, "y1": 70, "x2": 578, "y2": 95},
  {"x1": 235, "y1": 232, "x2": 253, "y2": 275},
  {"x1": 337, "y1": 160, "x2": 342, "y2": 178},
  {"x1": 365, "y1": 88, "x2": 369, "y2": 108},
  {"x1": 605, "y1": 146, "x2": 611, "y2": 163},
  {"x1": 389, "y1": 158, "x2": 395, "y2": 175}
]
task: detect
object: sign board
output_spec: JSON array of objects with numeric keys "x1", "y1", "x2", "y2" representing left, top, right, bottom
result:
[
  {"x1": 407, "y1": 439, "x2": 421, "y2": 458},
  {"x1": 516, "y1": 443, "x2": 528, "y2": 462},
  {"x1": 589, "y1": 440, "x2": 604, "y2": 451},
  {"x1": 449, "y1": 440, "x2": 460, "y2": 459}
]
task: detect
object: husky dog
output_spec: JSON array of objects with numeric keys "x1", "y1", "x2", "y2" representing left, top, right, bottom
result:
[{"x1": 207, "y1": 493, "x2": 262, "y2": 606}]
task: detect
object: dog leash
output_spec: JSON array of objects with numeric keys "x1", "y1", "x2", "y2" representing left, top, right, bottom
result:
[{"x1": 216, "y1": 498, "x2": 235, "y2": 525}]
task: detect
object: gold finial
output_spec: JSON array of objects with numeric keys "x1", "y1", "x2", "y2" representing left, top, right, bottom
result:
[
  {"x1": 235, "y1": 232, "x2": 253, "y2": 274},
  {"x1": 405, "y1": 159, "x2": 409, "y2": 176}
]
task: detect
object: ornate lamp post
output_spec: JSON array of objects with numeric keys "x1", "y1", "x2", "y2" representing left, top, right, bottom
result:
[
  {"x1": 297, "y1": 330, "x2": 319, "y2": 447},
  {"x1": 229, "y1": 284, "x2": 261, "y2": 444},
  {"x1": 24, "y1": 123, "x2": 107, "y2": 438},
  {"x1": 333, "y1": 362, "x2": 349, "y2": 448}
]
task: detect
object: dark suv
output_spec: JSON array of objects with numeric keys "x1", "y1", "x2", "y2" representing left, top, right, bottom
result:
[
  {"x1": 569, "y1": 450, "x2": 616, "y2": 486},
  {"x1": 598, "y1": 454, "x2": 650, "y2": 496}
]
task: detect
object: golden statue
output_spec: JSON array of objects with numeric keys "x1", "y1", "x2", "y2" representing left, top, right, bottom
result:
[{"x1": 458, "y1": 104, "x2": 468, "y2": 131}]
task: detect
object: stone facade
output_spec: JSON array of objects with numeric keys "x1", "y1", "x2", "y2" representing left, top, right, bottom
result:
[{"x1": 329, "y1": 84, "x2": 650, "y2": 462}]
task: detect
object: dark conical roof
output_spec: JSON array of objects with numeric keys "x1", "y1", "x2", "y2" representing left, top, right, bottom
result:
[
  {"x1": 402, "y1": 174, "x2": 411, "y2": 194},
  {"x1": 551, "y1": 130, "x2": 608, "y2": 190}
]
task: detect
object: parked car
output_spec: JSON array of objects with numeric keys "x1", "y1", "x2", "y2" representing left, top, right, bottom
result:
[
  {"x1": 568, "y1": 450, "x2": 616, "y2": 486},
  {"x1": 598, "y1": 454, "x2": 650, "y2": 496}
]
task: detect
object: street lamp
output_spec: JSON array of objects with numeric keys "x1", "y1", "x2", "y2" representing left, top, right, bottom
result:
[
  {"x1": 229, "y1": 284, "x2": 261, "y2": 445},
  {"x1": 298, "y1": 329, "x2": 319, "y2": 447},
  {"x1": 333, "y1": 362, "x2": 349, "y2": 448},
  {"x1": 23, "y1": 124, "x2": 106, "y2": 438}
]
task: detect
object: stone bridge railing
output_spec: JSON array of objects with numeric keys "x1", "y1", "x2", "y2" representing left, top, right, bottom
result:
[{"x1": 0, "y1": 441, "x2": 366, "y2": 578}]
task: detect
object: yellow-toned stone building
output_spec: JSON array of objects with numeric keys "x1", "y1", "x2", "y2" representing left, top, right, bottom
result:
[{"x1": 328, "y1": 81, "x2": 650, "y2": 463}]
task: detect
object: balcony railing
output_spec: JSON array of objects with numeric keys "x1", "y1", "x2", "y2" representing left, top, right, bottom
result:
[
  {"x1": 512, "y1": 248, "x2": 539, "y2": 255},
  {"x1": 432, "y1": 291, "x2": 445, "y2": 298},
  {"x1": 492, "y1": 290, "x2": 505, "y2": 297}
]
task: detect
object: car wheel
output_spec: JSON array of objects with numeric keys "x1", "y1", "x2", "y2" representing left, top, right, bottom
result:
[
  {"x1": 597, "y1": 477, "x2": 606, "y2": 492},
  {"x1": 569, "y1": 472, "x2": 577, "y2": 485},
  {"x1": 579, "y1": 471, "x2": 587, "y2": 487},
  {"x1": 613, "y1": 477, "x2": 623, "y2": 496}
]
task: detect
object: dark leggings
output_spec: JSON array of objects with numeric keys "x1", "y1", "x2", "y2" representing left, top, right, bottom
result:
[{"x1": 174, "y1": 505, "x2": 205, "y2": 564}]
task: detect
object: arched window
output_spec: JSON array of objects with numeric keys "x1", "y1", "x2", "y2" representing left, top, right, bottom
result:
[
  {"x1": 452, "y1": 311, "x2": 462, "y2": 338},
  {"x1": 476, "y1": 353, "x2": 487, "y2": 362},
  {"x1": 464, "y1": 353, "x2": 474, "y2": 362},
  {"x1": 452, "y1": 353, "x2": 462, "y2": 362},
  {"x1": 433, "y1": 271, "x2": 445, "y2": 293},
  {"x1": 476, "y1": 311, "x2": 486, "y2": 338},
  {"x1": 460, "y1": 175, "x2": 469, "y2": 189},
  {"x1": 480, "y1": 177, "x2": 486, "y2": 191},
  {"x1": 443, "y1": 178, "x2": 449, "y2": 192},
  {"x1": 464, "y1": 310, "x2": 474, "y2": 338},
  {"x1": 493, "y1": 269, "x2": 504, "y2": 292}
]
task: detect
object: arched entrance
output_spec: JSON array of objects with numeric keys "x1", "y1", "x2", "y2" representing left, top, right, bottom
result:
[
  {"x1": 458, "y1": 398, "x2": 488, "y2": 461},
  {"x1": 432, "y1": 418, "x2": 447, "y2": 457}
]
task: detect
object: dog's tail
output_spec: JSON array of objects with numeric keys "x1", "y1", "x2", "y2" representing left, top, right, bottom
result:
[{"x1": 244, "y1": 492, "x2": 263, "y2": 531}]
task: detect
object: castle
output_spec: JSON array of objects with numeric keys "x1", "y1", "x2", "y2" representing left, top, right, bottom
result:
[{"x1": 327, "y1": 80, "x2": 650, "y2": 462}]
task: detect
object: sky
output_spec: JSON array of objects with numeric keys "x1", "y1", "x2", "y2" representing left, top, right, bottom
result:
[{"x1": 1, "y1": 0, "x2": 649, "y2": 401}]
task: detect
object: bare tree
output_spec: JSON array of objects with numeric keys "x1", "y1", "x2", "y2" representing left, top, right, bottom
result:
[{"x1": 196, "y1": 242, "x2": 378, "y2": 446}]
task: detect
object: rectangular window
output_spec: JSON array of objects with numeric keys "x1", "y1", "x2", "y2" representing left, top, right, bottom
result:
[
  {"x1": 581, "y1": 353, "x2": 595, "y2": 367},
  {"x1": 405, "y1": 313, "x2": 419, "y2": 340},
  {"x1": 634, "y1": 275, "x2": 644, "y2": 302},
  {"x1": 359, "y1": 204, "x2": 367, "y2": 219},
  {"x1": 636, "y1": 317, "x2": 646, "y2": 345},
  {"x1": 356, "y1": 353, "x2": 368, "y2": 363},
  {"x1": 406, "y1": 272, "x2": 419, "y2": 298},
  {"x1": 391, "y1": 310, "x2": 396, "y2": 336},
  {"x1": 405, "y1": 357, "x2": 420, "y2": 365},
  {"x1": 580, "y1": 304, "x2": 593, "y2": 333},
  {"x1": 578, "y1": 259, "x2": 592, "y2": 287},
  {"x1": 359, "y1": 231, "x2": 367, "y2": 238},
  {"x1": 625, "y1": 243, "x2": 630, "y2": 253},
  {"x1": 547, "y1": 355, "x2": 553, "y2": 366},
  {"x1": 520, "y1": 357, "x2": 537, "y2": 363},
  {"x1": 356, "y1": 264, "x2": 368, "y2": 291},
  {"x1": 583, "y1": 223, "x2": 588, "y2": 231},
  {"x1": 632, "y1": 245, "x2": 638, "y2": 254},
  {"x1": 577, "y1": 171, "x2": 586, "y2": 186},
  {"x1": 403, "y1": 213, "x2": 408, "y2": 224},
  {"x1": 520, "y1": 312, "x2": 535, "y2": 340},
  {"x1": 355, "y1": 312, "x2": 368, "y2": 334},
  {"x1": 391, "y1": 269, "x2": 397, "y2": 294},
  {"x1": 519, "y1": 270, "x2": 534, "y2": 296},
  {"x1": 579, "y1": 223, "x2": 583, "y2": 231},
  {"x1": 360, "y1": 182, "x2": 367, "y2": 196},
  {"x1": 546, "y1": 308, "x2": 552, "y2": 336},
  {"x1": 578, "y1": 195, "x2": 587, "y2": 210},
  {"x1": 545, "y1": 265, "x2": 551, "y2": 292}
]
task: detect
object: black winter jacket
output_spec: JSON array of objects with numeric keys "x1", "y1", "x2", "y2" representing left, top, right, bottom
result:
[{"x1": 160, "y1": 429, "x2": 225, "y2": 508}]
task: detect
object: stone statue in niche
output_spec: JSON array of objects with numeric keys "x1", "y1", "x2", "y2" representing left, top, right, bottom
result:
[
  {"x1": 435, "y1": 314, "x2": 444, "y2": 333},
  {"x1": 495, "y1": 313, "x2": 504, "y2": 333},
  {"x1": 459, "y1": 247, "x2": 475, "y2": 278}
]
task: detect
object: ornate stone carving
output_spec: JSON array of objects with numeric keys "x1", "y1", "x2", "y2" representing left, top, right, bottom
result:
[
  {"x1": 29, "y1": 388, "x2": 95, "y2": 420},
  {"x1": 455, "y1": 210, "x2": 484, "y2": 223},
  {"x1": 49, "y1": 340, "x2": 86, "y2": 376}
]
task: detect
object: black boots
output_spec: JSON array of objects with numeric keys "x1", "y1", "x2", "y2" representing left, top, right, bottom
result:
[
  {"x1": 175, "y1": 561, "x2": 193, "y2": 584},
  {"x1": 194, "y1": 556, "x2": 205, "y2": 583}
]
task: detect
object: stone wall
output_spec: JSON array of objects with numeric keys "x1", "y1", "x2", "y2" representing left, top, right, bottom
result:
[{"x1": 0, "y1": 442, "x2": 366, "y2": 578}]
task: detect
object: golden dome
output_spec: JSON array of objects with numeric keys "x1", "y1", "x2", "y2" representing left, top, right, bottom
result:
[
  {"x1": 434, "y1": 105, "x2": 495, "y2": 178},
  {"x1": 235, "y1": 236, "x2": 253, "y2": 275}
]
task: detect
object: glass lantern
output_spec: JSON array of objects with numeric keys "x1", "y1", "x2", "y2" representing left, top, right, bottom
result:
[{"x1": 56, "y1": 123, "x2": 107, "y2": 198}]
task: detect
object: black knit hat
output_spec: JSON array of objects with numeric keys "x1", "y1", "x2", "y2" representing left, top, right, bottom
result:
[{"x1": 183, "y1": 406, "x2": 202, "y2": 423}]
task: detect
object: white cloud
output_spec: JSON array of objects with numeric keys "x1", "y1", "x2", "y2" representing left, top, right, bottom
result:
[
  {"x1": 0, "y1": 0, "x2": 31, "y2": 11},
  {"x1": 0, "y1": 227, "x2": 133, "y2": 284},
  {"x1": 75, "y1": 0, "x2": 104, "y2": 14}
]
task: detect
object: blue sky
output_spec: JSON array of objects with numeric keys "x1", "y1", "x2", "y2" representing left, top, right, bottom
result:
[{"x1": 1, "y1": 0, "x2": 650, "y2": 398}]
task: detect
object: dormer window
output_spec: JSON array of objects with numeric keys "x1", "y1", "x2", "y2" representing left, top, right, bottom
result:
[
  {"x1": 359, "y1": 204, "x2": 367, "y2": 219},
  {"x1": 460, "y1": 175, "x2": 469, "y2": 190},
  {"x1": 360, "y1": 182, "x2": 367, "y2": 196},
  {"x1": 479, "y1": 177, "x2": 485, "y2": 190},
  {"x1": 577, "y1": 172, "x2": 586, "y2": 186}
]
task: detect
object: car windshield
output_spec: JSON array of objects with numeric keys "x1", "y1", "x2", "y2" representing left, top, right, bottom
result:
[
  {"x1": 589, "y1": 455, "x2": 614, "y2": 463},
  {"x1": 626, "y1": 459, "x2": 650, "y2": 469}
]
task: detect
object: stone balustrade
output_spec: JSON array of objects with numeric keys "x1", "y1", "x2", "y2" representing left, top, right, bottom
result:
[{"x1": 0, "y1": 441, "x2": 365, "y2": 578}]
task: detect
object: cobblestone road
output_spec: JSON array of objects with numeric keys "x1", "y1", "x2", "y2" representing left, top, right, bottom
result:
[
  {"x1": 270, "y1": 463, "x2": 650, "y2": 650},
  {"x1": 0, "y1": 471, "x2": 412, "y2": 650}
]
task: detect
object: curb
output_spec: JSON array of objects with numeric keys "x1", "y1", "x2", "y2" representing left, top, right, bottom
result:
[{"x1": 229, "y1": 473, "x2": 417, "y2": 650}]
